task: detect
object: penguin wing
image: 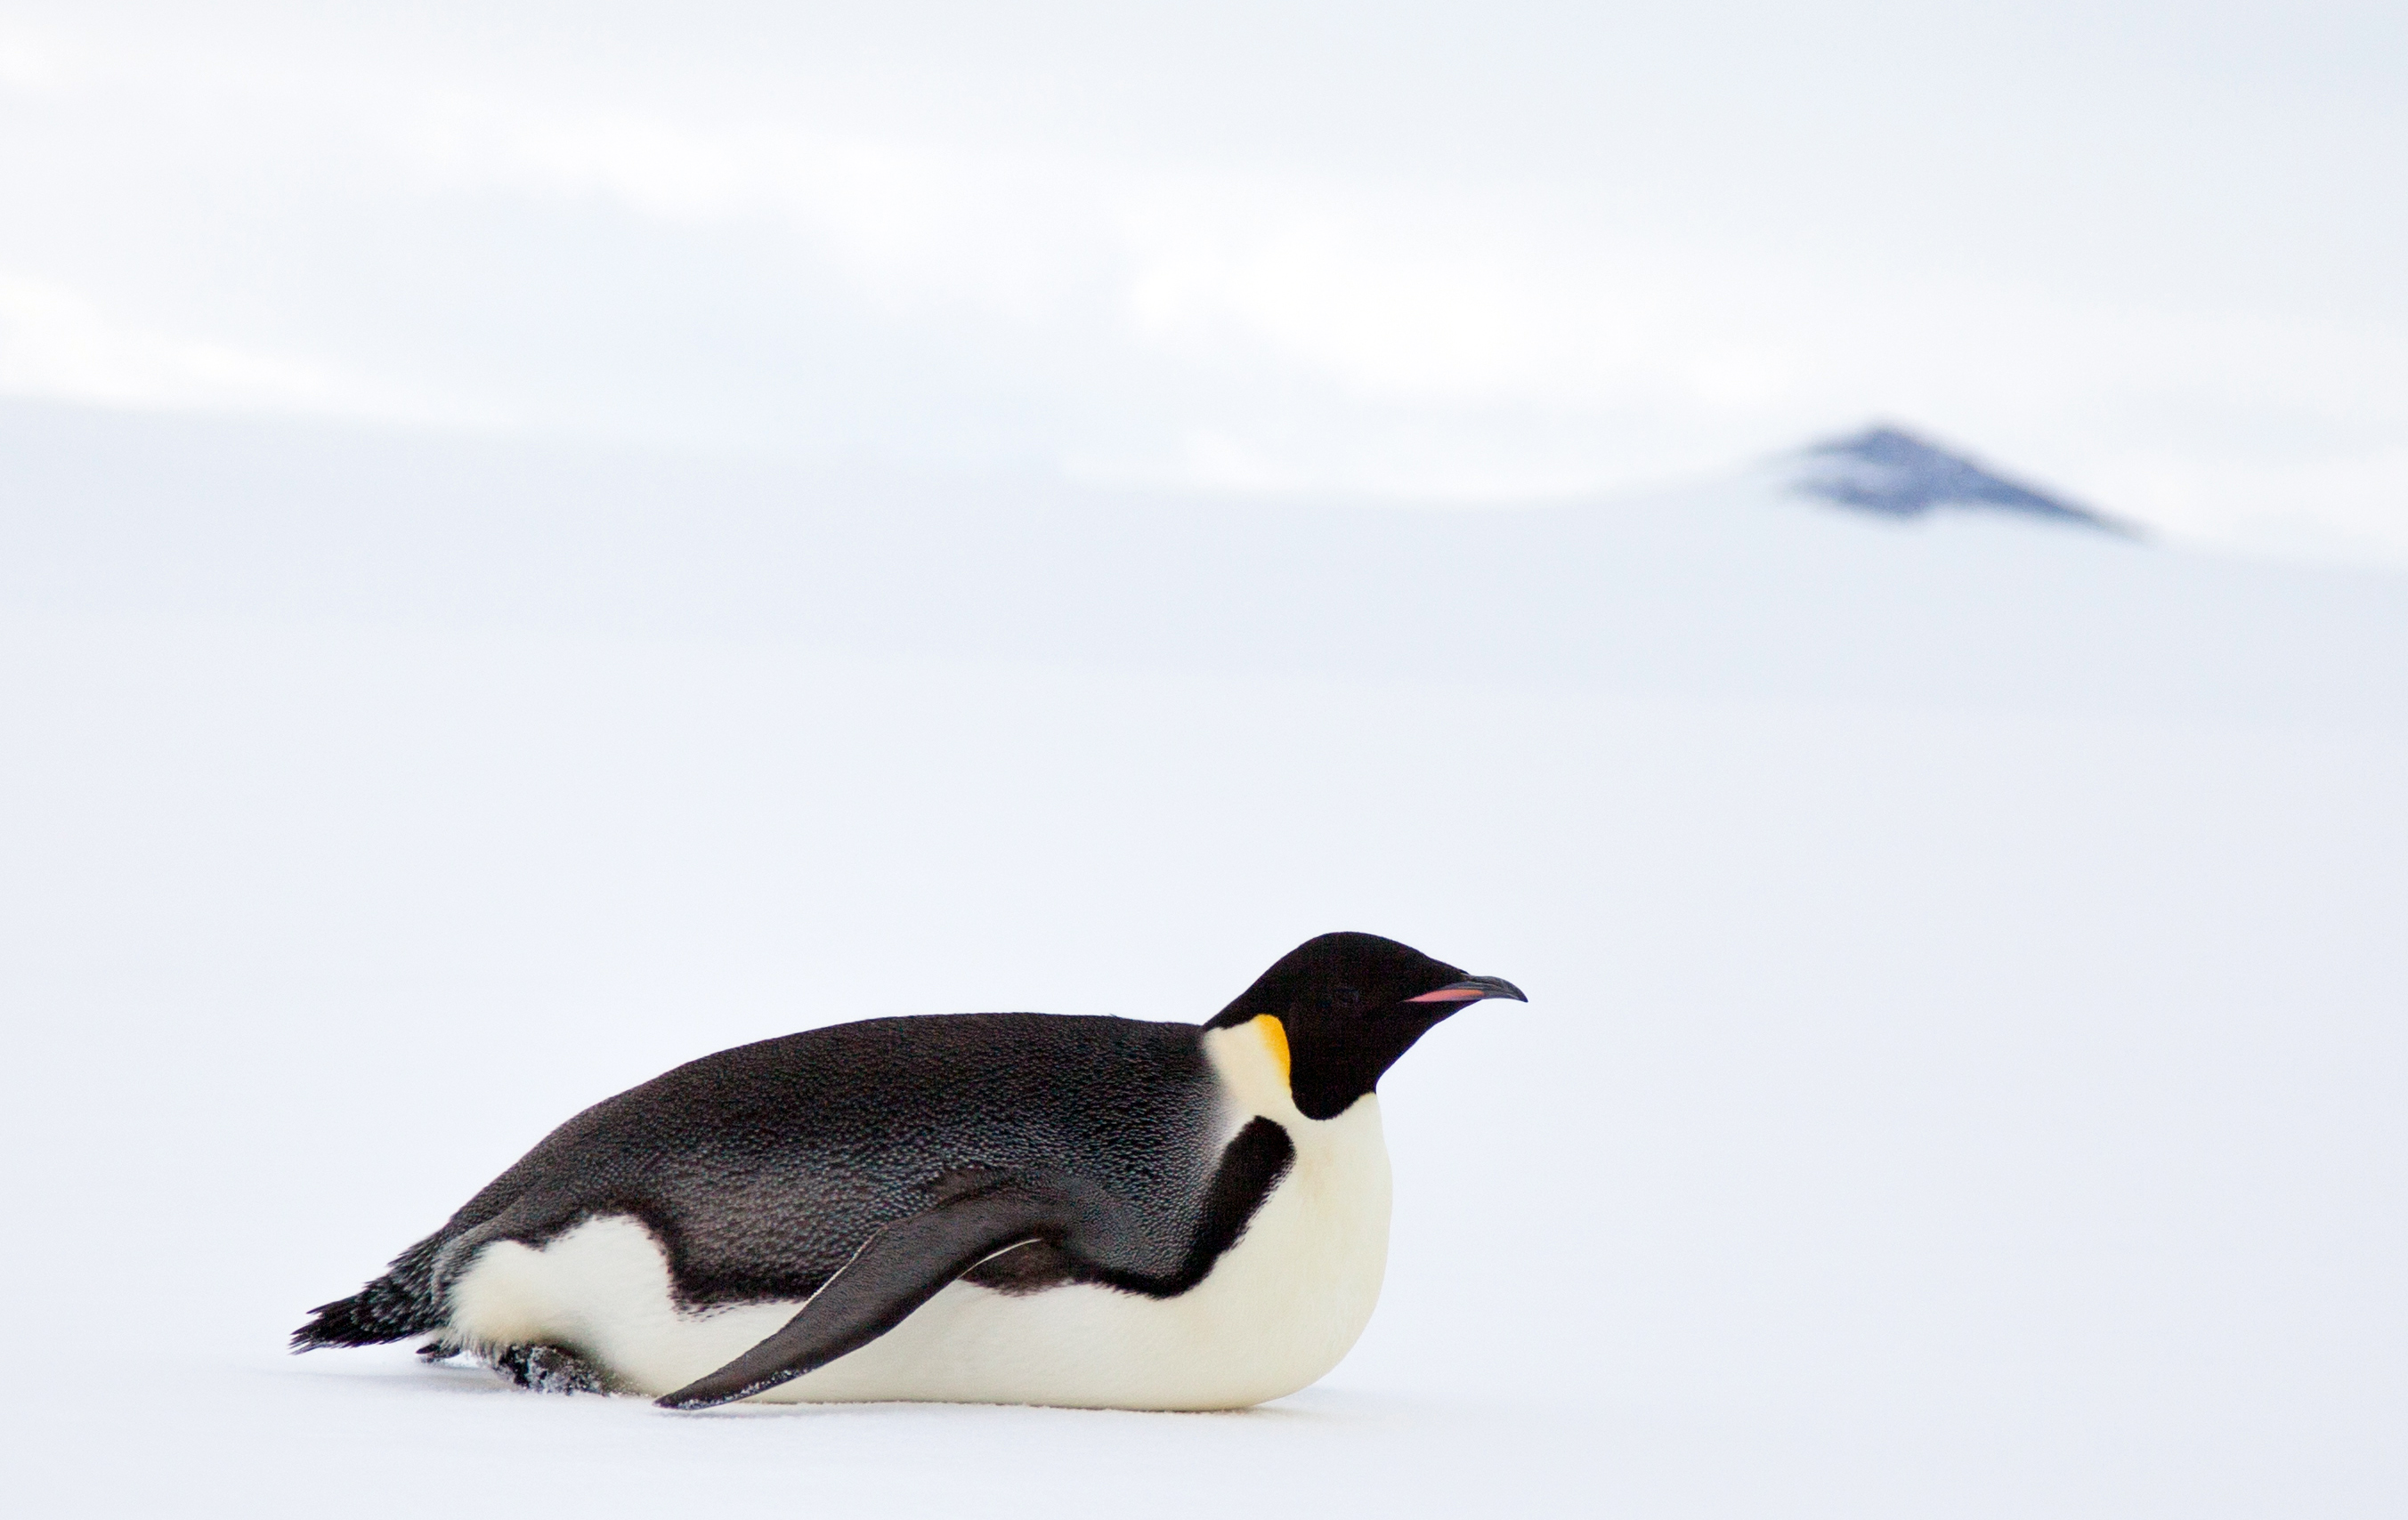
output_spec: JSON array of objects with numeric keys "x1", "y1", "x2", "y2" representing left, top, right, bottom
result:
[{"x1": 654, "y1": 1176, "x2": 1090, "y2": 1410}]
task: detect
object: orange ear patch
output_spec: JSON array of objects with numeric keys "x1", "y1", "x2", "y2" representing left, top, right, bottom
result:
[{"x1": 1255, "y1": 1015, "x2": 1292, "y2": 1084}]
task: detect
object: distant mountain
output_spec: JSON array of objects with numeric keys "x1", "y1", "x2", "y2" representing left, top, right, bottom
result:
[
  {"x1": 13, "y1": 399, "x2": 2408, "y2": 725},
  {"x1": 1788, "y1": 425, "x2": 2132, "y2": 536}
]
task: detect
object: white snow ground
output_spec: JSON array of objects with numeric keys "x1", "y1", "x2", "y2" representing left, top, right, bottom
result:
[{"x1": 4, "y1": 401, "x2": 2404, "y2": 1516}]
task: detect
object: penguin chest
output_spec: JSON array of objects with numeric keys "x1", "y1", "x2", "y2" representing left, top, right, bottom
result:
[
  {"x1": 767, "y1": 1014, "x2": 1397, "y2": 1408},
  {"x1": 774, "y1": 1093, "x2": 1396, "y2": 1410}
]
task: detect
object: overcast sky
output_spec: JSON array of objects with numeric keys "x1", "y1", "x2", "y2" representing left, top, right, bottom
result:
[{"x1": 2, "y1": 2, "x2": 2402, "y2": 562}]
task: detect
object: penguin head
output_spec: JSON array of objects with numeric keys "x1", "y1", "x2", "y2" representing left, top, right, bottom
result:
[{"x1": 1205, "y1": 932, "x2": 1527, "y2": 1120}]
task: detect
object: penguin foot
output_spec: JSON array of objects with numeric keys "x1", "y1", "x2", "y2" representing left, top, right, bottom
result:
[{"x1": 486, "y1": 1343, "x2": 611, "y2": 1395}]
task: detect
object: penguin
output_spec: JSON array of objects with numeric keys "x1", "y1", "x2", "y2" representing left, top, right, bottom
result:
[{"x1": 292, "y1": 931, "x2": 1525, "y2": 1411}]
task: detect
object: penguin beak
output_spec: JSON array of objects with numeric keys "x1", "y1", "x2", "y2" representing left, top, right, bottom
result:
[{"x1": 1405, "y1": 974, "x2": 1528, "y2": 1006}]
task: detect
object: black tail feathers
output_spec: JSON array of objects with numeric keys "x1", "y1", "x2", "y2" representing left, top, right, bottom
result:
[{"x1": 291, "y1": 1239, "x2": 447, "y2": 1351}]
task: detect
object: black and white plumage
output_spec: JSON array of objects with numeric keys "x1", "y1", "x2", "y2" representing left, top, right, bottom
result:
[{"x1": 293, "y1": 932, "x2": 1525, "y2": 1410}]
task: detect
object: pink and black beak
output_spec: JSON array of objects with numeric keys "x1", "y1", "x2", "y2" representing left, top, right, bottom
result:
[{"x1": 1406, "y1": 974, "x2": 1528, "y2": 1007}]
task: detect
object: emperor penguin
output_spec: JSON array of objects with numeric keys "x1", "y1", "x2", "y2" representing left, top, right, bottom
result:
[{"x1": 293, "y1": 931, "x2": 1526, "y2": 1410}]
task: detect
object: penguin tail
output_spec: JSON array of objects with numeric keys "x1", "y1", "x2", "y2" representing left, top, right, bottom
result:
[{"x1": 291, "y1": 1239, "x2": 447, "y2": 1351}]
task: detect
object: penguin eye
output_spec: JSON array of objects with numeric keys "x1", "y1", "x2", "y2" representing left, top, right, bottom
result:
[{"x1": 1330, "y1": 985, "x2": 1362, "y2": 1013}]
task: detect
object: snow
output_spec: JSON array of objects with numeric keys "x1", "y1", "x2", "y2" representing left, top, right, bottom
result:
[{"x1": 4, "y1": 400, "x2": 2404, "y2": 1515}]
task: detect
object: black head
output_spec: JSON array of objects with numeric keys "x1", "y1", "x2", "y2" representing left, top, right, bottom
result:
[{"x1": 1204, "y1": 932, "x2": 1527, "y2": 1120}]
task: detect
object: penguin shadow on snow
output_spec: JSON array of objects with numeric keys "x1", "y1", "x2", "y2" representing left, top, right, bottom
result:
[
  {"x1": 291, "y1": 934, "x2": 1528, "y2": 1416},
  {"x1": 280, "y1": 1342, "x2": 1391, "y2": 1438}
]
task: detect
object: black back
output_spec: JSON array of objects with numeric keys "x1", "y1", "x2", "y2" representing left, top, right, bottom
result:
[{"x1": 426, "y1": 1013, "x2": 1224, "y2": 1308}]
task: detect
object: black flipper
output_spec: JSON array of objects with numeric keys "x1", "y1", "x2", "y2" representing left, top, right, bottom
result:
[{"x1": 655, "y1": 1180, "x2": 1080, "y2": 1410}]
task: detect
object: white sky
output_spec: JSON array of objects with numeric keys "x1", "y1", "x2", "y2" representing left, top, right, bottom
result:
[{"x1": 1, "y1": 2, "x2": 2403, "y2": 562}]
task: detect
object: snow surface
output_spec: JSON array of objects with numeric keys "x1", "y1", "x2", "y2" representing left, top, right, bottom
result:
[{"x1": 4, "y1": 400, "x2": 2405, "y2": 1516}]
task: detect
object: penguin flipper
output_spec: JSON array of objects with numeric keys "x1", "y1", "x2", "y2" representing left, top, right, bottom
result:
[{"x1": 654, "y1": 1183, "x2": 1074, "y2": 1410}]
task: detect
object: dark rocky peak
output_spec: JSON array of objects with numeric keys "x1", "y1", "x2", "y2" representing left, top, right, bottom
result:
[{"x1": 1791, "y1": 425, "x2": 2133, "y2": 536}]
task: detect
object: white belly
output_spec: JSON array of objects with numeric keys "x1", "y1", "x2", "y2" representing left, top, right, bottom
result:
[{"x1": 443, "y1": 1095, "x2": 1392, "y2": 1410}]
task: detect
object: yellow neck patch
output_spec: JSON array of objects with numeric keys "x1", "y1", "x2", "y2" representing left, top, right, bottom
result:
[{"x1": 1253, "y1": 1015, "x2": 1292, "y2": 1085}]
